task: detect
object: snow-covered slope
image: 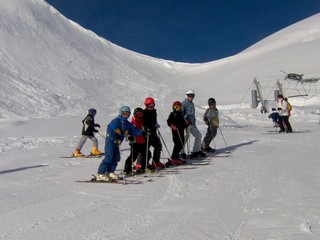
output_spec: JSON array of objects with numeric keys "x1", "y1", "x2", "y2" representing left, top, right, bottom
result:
[
  {"x1": 1, "y1": 1, "x2": 319, "y2": 119},
  {"x1": 1, "y1": 1, "x2": 320, "y2": 240},
  {"x1": 0, "y1": 0, "x2": 185, "y2": 118}
]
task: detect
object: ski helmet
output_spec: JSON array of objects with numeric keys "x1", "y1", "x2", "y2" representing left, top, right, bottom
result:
[
  {"x1": 172, "y1": 101, "x2": 182, "y2": 111},
  {"x1": 185, "y1": 89, "x2": 195, "y2": 95},
  {"x1": 134, "y1": 107, "x2": 144, "y2": 118},
  {"x1": 208, "y1": 98, "x2": 216, "y2": 105},
  {"x1": 119, "y1": 106, "x2": 131, "y2": 115},
  {"x1": 144, "y1": 97, "x2": 155, "y2": 105},
  {"x1": 88, "y1": 108, "x2": 97, "y2": 115}
]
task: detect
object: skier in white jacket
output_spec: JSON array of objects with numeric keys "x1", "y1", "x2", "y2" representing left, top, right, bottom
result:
[{"x1": 277, "y1": 94, "x2": 293, "y2": 133}]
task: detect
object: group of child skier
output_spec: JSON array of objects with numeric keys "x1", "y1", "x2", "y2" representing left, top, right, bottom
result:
[{"x1": 72, "y1": 89, "x2": 220, "y2": 182}]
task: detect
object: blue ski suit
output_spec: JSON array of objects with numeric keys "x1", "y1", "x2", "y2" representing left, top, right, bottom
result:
[{"x1": 98, "y1": 115, "x2": 143, "y2": 174}]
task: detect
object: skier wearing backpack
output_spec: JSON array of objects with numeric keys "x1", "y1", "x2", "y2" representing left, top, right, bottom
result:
[
  {"x1": 73, "y1": 108, "x2": 103, "y2": 157},
  {"x1": 96, "y1": 106, "x2": 144, "y2": 181},
  {"x1": 123, "y1": 108, "x2": 149, "y2": 174},
  {"x1": 181, "y1": 90, "x2": 206, "y2": 158},
  {"x1": 201, "y1": 98, "x2": 219, "y2": 152},
  {"x1": 277, "y1": 94, "x2": 293, "y2": 133},
  {"x1": 166, "y1": 101, "x2": 188, "y2": 166}
]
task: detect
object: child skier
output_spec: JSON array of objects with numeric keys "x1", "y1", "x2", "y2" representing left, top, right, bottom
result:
[
  {"x1": 96, "y1": 106, "x2": 144, "y2": 181},
  {"x1": 124, "y1": 108, "x2": 149, "y2": 175},
  {"x1": 73, "y1": 108, "x2": 103, "y2": 157},
  {"x1": 141, "y1": 97, "x2": 165, "y2": 168},
  {"x1": 201, "y1": 98, "x2": 219, "y2": 152},
  {"x1": 166, "y1": 101, "x2": 188, "y2": 166}
]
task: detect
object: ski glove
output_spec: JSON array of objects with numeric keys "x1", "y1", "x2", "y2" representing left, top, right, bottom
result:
[
  {"x1": 154, "y1": 123, "x2": 160, "y2": 129},
  {"x1": 128, "y1": 136, "x2": 135, "y2": 142},
  {"x1": 95, "y1": 124, "x2": 101, "y2": 128},
  {"x1": 170, "y1": 124, "x2": 177, "y2": 130}
]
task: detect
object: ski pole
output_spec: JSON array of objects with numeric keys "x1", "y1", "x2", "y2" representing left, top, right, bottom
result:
[
  {"x1": 218, "y1": 127, "x2": 228, "y2": 148},
  {"x1": 145, "y1": 129, "x2": 150, "y2": 172},
  {"x1": 157, "y1": 129, "x2": 171, "y2": 157},
  {"x1": 186, "y1": 126, "x2": 191, "y2": 158},
  {"x1": 176, "y1": 129, "x2": 185, "y2": 156},
  {"x1": 131, "y1": 143, "x2": 134, "y2": 175},
  {"x1": 98, "y1": 130, "x2": 106, "y2": 139}
]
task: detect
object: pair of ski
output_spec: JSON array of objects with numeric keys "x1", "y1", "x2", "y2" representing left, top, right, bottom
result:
[{"x1": 61, "y1": 153, "x2": 105, "y2": 159}]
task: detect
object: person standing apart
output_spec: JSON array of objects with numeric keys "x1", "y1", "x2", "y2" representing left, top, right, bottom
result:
[
  {"x1": 73, "y1": 108, "x2": 102, "y2": 157},
  {"x1": 182, "y1": 90, "x2": 206, "y2": 158},
  {"x1": 277, "y1": 94, "x2": 293, "y2": 133}
]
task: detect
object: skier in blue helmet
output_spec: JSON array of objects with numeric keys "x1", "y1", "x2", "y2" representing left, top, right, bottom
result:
[
  {"x1": 96, "y1": 106, "x2": 144, "y2": 181},
  {"x1": 73, "y1": 108, "x2": 102, "y2": 157}
]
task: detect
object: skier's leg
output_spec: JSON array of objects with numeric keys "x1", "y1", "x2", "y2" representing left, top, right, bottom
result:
[
  {"x1": 97, "y1": 140, "x2": 116, "y2": 174},
  {"x1": 201, "y1": 127, "x2": 213, "y2": 150},
  {"x1": 190, "y1": 125, "x2": 202, "y2": 152},
  {"x1": 76, "y1": 135, "x2": 88, "y2": 151},
  {"x1": 151, "y1": 135, "x2": 162, "y2": 163}
]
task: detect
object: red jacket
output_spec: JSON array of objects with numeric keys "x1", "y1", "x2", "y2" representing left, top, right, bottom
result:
[{"x1": 131, "y1": 117, "x2": 145, "y2": 144}]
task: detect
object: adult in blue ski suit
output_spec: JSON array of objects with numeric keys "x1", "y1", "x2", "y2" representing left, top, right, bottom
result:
[{"x1": 97, "y1": 106, "x2": 143, "y2": 176}]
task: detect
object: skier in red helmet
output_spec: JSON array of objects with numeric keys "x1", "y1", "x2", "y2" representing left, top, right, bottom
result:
[{"x1": 141, "y1": 97, "x2": 165, "y2": 168}]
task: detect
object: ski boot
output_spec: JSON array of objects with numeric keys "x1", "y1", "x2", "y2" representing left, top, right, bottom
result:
[
  {"x1": 73, "y1": 148, "x2": 85, "y2": 157},
  {"x1": 95, "y1": 174, "x2": 113, "y2": 182},
  {"x1": 91, "y1": 146, "x2": 103, "y2": 156}
]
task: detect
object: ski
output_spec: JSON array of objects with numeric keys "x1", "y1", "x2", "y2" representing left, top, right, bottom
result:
[
  {"x1": 61, "y1": 154, "x2": 104, "y2": 159},
  {"x1": 168, "y1": 165, "x2": 198, "y2": 170},
  {"x1": 76, "y1": 179, "x2": 142, "y2": 184},
  {"x1": 76, "y1": 175, "x2": 148, "y2": 184},
  {"x1": 185, "y1": 160, "x2": 210, "y2": 165}
]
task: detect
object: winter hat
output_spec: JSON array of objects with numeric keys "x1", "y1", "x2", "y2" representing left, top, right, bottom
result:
[
  {"x1": 88, "y1": 108, "x2": 97, "y2": 115},
  {"x1": 134, "y1": 107, "x2": 144, "y2": 118},
  {"x1": 119, "y1": 106, "x2": 131, "y2": 115},
  {"x1": 208, "y1": 98, "x2": 216, "y2": 105}
]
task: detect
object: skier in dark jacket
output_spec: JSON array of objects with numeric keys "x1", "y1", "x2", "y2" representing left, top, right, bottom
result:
[
  {"x1": 141, "y1": 97, "x2": 165, "y2": 168},
  {"x1": 166, "y1": 101, "x2": 188, "y2": 166},
  {"x1": 73, "y1": 108, "x2": 102, "y2": 157}
]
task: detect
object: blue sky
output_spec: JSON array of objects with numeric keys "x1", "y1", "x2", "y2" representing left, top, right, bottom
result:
[{"x1": 45, "y1": 0, "x2": 320, "y2": 63}]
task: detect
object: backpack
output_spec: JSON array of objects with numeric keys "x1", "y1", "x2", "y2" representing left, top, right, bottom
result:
[{"x1": 287, "y1": 102, "x2": 292, "y2": 111}]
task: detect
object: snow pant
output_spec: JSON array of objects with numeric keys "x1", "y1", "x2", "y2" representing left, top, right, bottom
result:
[
  {"x1": 124, "y1": 143, "x2": 148, "y2": 173},
  {"x1": 279, "y1": 116, "x2": 293, "y2": 132},
  {"x1": 97, "y1": 138, "x2": 120, "y2": 174},
  {"x1": 76, "y1": 135, "x2": 98, "y2": 150},
  {"x1": 201, "y1": 126, "x2": 217, "y2": 149},
  {"x1": 182, "y1": 125, "x2": 202, "y2": 153},
  {"x1": 171, "y1": 129, "x2": 184, "y2": 159}
]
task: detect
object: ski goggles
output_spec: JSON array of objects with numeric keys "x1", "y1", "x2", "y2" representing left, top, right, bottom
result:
[
  {"x1": 146, "y1": 104, "x2": 155, "y2": 109},
  {"x1": 186, "y1": 94, "x2": 195, "y2": 98},
  {"x1": 122, "y1": 112, "x2": 131, "y2": 118},
  {"x1": 173, "y1": 104, "x2": 182, "y2": 111}
]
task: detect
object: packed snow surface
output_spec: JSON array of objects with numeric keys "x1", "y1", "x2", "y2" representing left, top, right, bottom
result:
[{"x1": 0, "y1": 1, "x2": 320, "y2": 239}]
